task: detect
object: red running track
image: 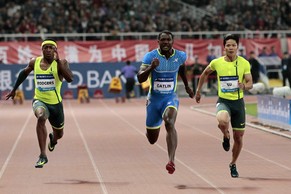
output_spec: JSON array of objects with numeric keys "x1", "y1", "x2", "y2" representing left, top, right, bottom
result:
[{"x1": 0, "y1": 96, "x2": 291, "y2": 194}]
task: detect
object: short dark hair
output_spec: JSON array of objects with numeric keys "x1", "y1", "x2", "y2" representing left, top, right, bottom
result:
[
  {"x1": 223, "y1": 34, "x2": 239, "y2": 46},
  {"x1": 157, "y1": 30, "x2": 174, "y2": 40}
]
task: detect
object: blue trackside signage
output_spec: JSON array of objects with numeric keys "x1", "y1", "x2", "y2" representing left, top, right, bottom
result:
[{"x1": 0, "y1": 62, "x2": 142, "y2": 99}]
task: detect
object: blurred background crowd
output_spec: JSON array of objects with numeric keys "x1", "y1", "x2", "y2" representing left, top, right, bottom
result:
[
  {"x1": 0, "y1": 0, "x2": 290, "y2": 98},
  {"x1": 0, "y1": 0, "x2": 290, "y2": 37}
]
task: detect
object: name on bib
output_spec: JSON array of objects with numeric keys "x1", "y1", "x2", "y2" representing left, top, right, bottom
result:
[
  {"x1": 153, "y1": 78, "x2": 174, "y2": 93},
  {"x1": 36, "y1": 74, "x2": 56, "y2": 92}
]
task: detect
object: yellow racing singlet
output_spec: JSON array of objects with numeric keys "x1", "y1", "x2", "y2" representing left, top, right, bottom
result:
[
  {"x1": 34, "y1": 57, "x2": 62, "y2": 104},
  {"x1": 210, "y1": 56, "x2": 251, "y2": 100}
]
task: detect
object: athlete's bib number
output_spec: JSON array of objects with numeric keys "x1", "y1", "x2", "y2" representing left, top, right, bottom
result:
[
  {"x1": 36, "y1": 74, "x2": 56, "y2": 92},
  {"x1": 220, "y1": 76, "x2": 238, "y2": 93}
]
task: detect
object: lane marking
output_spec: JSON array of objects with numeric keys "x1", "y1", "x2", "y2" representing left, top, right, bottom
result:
[
  {"x1": 100, "y1": 100, "x2": 225, "y2": 194},
  {"x1": 190, "y1": 106, "x2": 291, "y2": 139},
  {"x1": 67, "y1": 101, "x2": 108, "y2": 194},
  {"x1": 189, "y1": 106, "x2": 291, "y2": 171},
  {"x1": 0, "y1": 112, "x2": 33, "y2": 180}
]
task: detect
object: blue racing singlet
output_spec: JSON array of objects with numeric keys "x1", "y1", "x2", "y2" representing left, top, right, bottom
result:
[{"x1": 141, "y1": 49, "x2": 187, "y2": 95}]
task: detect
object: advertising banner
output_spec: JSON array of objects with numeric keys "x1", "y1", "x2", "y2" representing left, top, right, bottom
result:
[
  {"x1": 257, "y1": 95, "x2": 291, "y2": 129},
  {"x1": 0, "y1": 38, "x2": 282, "y2": 66},
  {"x1": 0, "y1": 62, "x2": 142, "y2": 99}
]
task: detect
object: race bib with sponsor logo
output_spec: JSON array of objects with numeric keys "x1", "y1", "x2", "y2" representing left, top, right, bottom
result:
[
  {"x1": 220, "y1": 76, "x2": 238, "y2": 93},
  {"x1": 36, "y1": 74, "x2": 56, "y2": 92},
  {"x1": 153, "y1": 77, "x2": 174, "y2": 94}
]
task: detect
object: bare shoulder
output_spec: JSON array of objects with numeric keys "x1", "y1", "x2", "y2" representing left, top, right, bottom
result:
[
  {"x1": 60, "y1": 59, "x2": 69, "y2": 65},
  {"x1": 28, "y1": 57, "x2": 37, "y2": 68},
  {"x1": 60, "y1": 58, "x2": 67, "y2": 62},
  {"x1": 29, "y1": 57, "x2": 37, "y2": 63}
]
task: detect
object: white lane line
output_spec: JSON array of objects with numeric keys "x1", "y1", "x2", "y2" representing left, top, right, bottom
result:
[
  {"x1": 189, "y1": 106, "x2": 291, "y2": 171},
  {"x1": 68, "y1": 101, "x2": 108, "y2": 194},
  {"x1": 0, "y1": 112, "x2": 33, "y2": 180},
  {"x1": 100, "y1": 100, "x2": 225, "y2": 194},
  {"x1": 190, "y1": 106, "x2": 291, "y2": 139}
]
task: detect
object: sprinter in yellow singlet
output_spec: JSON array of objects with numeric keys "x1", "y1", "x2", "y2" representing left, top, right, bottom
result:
[
  {"x1": 195, "y1": 34, "x2": 253, "y2": 178},
  {"x1": 6, "y1": 39, "x2": 73, "y2": 168}
]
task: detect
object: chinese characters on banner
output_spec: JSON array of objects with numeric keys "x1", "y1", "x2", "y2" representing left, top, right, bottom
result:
[
  {"x1": 0, "y1": 38, "x2": 286, "y2": 99},
  {"x1": 0, "y1": 38, "x2": 284, "y2": 65}
]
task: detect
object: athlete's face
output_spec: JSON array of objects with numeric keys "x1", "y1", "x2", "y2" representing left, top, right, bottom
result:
[
  {"x1": 224, "y1": 39, "x2": 238, "y2": 58},
  {"x1": 158, "y1": 33, "x2": 173, "y2": 53},
  {"x1": 42, "y1": 44, "x2": 55, "y2": 60}
]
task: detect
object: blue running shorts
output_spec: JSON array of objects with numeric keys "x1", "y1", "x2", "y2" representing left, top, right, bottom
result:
[{"x1": 146, "y1": 93, "x2": 179, "y2": 129}]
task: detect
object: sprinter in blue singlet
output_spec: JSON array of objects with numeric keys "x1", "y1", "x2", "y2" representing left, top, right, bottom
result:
[{"x1": 137, "y1": 30, "x2": 194, "y2": 174}]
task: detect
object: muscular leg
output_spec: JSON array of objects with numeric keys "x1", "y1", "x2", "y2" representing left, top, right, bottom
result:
[
  {"x1": 163, "y1": 107, "x2": 177, "y2": 163},
  {"x1": 51, "y1": 127, "x2": 64, "y2": 144},
  {"x1": 146, "y1": 128, "x2": 160, "y2": 144},
  {"x1": 35, "y1": 108, "x2": 48, "y2": 157},
  {"x1": 230, "y1": 130, "x2": 244, "y2": 164},
  {"x1": 216, "y1": 111, "x2": 230, "y2": 139}
]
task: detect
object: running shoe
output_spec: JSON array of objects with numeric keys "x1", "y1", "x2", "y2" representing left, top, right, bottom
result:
[
  {"x1": 35, "y1": 155, "x2": 48, "y2": 168},
  {"x1": 48, "y1": 133, "x2": 57, "y2": 152},
  {"x1": 229, "y1": 164, "x2": 239, "y2": 178},
  {"x1": 166, "y1": 161, "x2": 175, "y2": 174},
  {"x1": 222, "y1": 137, "x2": 230, "y2": 152}
]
